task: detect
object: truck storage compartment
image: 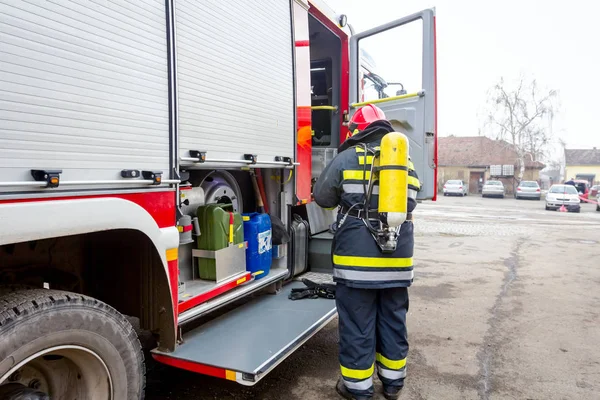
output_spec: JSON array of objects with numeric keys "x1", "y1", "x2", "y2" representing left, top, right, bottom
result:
[
  {"x1": 0, "y1": 0, "x2": 170, "y2": 190},
  {"x1": 152, "y1": 281, "x2": 337, "y2": 386},
  {"x1": 175, "y1": 0, "x2": 295, "y2": 165}
]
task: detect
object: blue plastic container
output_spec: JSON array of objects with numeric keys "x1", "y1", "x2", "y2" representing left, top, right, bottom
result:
[{"x1": 242, "y1": 213, "x2": 272, "y2": 280}]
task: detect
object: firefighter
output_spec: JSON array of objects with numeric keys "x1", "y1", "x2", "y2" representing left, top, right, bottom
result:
[{"x1": 313, "y1": 104, "x2": 420, "y2": 400}]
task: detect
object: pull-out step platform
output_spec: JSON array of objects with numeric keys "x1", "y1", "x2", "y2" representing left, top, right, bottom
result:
[{"x1": 152, "y1": 281, "x2": 337, "y2": 386}]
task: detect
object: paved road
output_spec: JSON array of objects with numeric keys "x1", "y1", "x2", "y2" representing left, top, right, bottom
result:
[{"x1": 146, "y1": 196, "x2": 600, "y2": 400}]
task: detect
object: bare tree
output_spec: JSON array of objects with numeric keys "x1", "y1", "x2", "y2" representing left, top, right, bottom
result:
[{"x1": 484, "y1": 76, "x2": 558, "y2": 180}]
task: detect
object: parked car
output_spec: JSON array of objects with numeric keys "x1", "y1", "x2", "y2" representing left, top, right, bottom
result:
[
  {"x1": 515, "y1": 180, "x2": 541, "y2": 200},
  {"x1": 482, "y1": 180, "x2": 505, "y2": 198},
  {"x1": 443, "y1": 180, "x2": 468, "y2": 196},
  {"x1": 545, "y1": 184, "x2": 581, "y2": 212}
]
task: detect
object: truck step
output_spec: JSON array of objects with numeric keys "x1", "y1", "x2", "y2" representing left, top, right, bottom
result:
[{"x1": 152, "y1": 280, "x2": 337, "y2": 386}]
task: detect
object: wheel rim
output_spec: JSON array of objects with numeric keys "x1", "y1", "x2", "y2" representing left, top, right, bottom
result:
[
  {"x1": 0, "y1": 345, "x2": 113, "y2": 399},
  {"x1": 201, "y1": 171, "x2": 244, "y2": 213}
]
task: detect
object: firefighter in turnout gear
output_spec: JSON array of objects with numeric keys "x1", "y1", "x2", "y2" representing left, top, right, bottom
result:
[{"x1": 313, "y1": 104, "x2": 421, "y2": 400}]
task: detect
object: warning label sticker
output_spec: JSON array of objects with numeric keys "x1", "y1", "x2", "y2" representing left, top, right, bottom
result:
[{"x1": 258, "y1": 230, "x2": 272, "y2": 254}]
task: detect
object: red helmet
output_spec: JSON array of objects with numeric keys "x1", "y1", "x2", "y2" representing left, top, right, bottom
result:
[{"x1": 349, "y1": 104, "x2": 386, "y2": 132}]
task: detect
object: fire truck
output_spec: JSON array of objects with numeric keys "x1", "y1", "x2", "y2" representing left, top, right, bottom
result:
[{"x1": 0, "y1": 0, "x2": 437, "y2": 398}]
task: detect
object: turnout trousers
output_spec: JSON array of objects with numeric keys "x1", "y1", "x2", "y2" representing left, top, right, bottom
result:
[{"x1": 336, "y1": 283, "x2": 409, "y2": 397}]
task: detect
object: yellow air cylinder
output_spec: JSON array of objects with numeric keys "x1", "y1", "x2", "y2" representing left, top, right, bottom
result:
[{"x1": 378, "y1": 132, "x2": 409, "y2": 228}]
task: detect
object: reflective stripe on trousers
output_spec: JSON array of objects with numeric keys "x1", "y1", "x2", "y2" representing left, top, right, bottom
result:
[
  {"x1": 376, "y1": 353, "x2": 407, "y2": 380},
  {"x1": 343, "y1": 376, "x2": 374, "y2": 391},
  {"x1": 377, "y1": 365, "x2": 407, "y2": 380},
  {"x1": 340, "y1": 363, "x2": 374, "y2": 391}
]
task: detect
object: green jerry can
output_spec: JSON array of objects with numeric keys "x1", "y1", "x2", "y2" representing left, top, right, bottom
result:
[{"x1": 196, "y1": 204, "x2": 244, "y2": 280}]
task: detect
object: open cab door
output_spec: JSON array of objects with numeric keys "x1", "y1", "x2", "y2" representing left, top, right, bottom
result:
[{"x1": 350, "y1": 9, "x2": 437, "y2": 200}]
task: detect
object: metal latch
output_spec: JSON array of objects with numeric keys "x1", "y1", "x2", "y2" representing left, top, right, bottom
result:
[
  {"x1": 31, "y1": 169, "x2": 62, "y2": 188},
  {"x1": 275, "y1": 156, "x2": 293, "y2": 166},
  {"x1": 189, "y1": 150, "x2": 206, "y2": 163},
  {"x1": 142, "y1": 170, "x2": 163, "y2": 185},
  {"x1": 121, "y1": 169, "x2": 140, "y2": 178},
  {"x1": 244, "y1": 154, "x2": 258, "y2": 164}
]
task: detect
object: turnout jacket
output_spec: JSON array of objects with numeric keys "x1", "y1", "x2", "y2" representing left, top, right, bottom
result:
[{"x1": 313, "y1": 121, "x2": 421, "y2": 288}]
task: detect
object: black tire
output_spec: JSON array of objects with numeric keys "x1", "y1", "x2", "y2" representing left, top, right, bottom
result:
[
  {"x1": 0, "y1": 284, "x2": 37, "y2": 295},
  {"x1": 0, "y1": 289, "x2": 145, "y2": 399},
  {"x1": 597, "y1": 205, "x2": 600, "y2": 212}
]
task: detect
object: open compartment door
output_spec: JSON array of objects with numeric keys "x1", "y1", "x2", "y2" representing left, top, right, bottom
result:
[{"x1": 350, "y1": 9, "x2": 437, "y2": 200}]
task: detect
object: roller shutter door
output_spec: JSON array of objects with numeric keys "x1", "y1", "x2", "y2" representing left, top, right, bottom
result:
[
  {"x1": 0, "y1": 0, "x2": 170, "y2": 189},
  {"x1": 175, "y1": 0, "x2": 295, "y2": 165}
]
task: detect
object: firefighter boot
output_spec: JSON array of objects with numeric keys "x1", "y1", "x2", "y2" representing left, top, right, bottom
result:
[
  {"x1": 336, "y1": 378, "x2": 372, "y2": 400},
  {"x1": 383, "y1": 385, "x2": 403, "y2": 400}
]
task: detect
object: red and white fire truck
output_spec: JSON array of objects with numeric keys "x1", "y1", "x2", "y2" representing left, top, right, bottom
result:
[{"x1": 0, "y1": 0, "x2": 437, "y2": 397}]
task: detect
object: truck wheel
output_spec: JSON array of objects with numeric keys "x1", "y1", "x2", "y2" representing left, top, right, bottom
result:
[{"x1": 0, "y1": 289, "x2": 144, "y2": 400}]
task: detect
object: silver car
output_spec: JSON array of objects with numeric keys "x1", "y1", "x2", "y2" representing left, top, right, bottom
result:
[
  {"x1": 482, "y1": 180, "x2": 505, "y2": 198},
  {"x1": 545, "y1": 184, "x2": 580, "y2": 212},
  {"x1": 443, "y1": 180, "x2": 468, "y2": 196},
  {"x1": 515, "y1": 180, "x2": 541, "y2": 200}
]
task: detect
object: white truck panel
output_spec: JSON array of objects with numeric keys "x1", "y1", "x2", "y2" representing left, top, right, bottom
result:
[
  {"x1": 0, "y1": 0, "x2": 170, "y2": 190},
  {"x1": 175, "y1": 0, "x2": 295, "y2": 164}
]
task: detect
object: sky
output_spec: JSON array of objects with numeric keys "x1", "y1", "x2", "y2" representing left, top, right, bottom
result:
[{"x1": 325, "y1": 0, "x2": 600, "y2": 156}]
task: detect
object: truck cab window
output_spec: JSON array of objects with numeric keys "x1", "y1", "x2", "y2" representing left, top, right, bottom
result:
[
  {"x1": 361, "y1": 70, "x2": 383, "y2": 103},
  {"x1": 358, "y1": 20, "x2": 423, "y2": 102}
]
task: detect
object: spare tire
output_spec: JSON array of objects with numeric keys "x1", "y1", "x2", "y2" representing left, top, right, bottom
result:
[{"x1": 0, "y1": 289, "x2": 145, "y2": 399}]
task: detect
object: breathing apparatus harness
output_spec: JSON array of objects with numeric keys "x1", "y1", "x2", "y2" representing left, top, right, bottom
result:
[{"x1": 338, "y1": 130, "x2": 410, "y2": 254}]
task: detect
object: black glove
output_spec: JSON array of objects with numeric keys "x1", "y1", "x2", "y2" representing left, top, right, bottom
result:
[{"x1": 289, "y1": 278, "x2": 336, "y2": 300}]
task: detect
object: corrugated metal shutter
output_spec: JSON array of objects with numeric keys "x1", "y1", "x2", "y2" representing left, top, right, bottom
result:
[
  {"x1": 0, "y1": 0, "x2": 170, "y2": 188},
  {"x1": 175, "y1": 0, "x2": 295, "y2": 165}
]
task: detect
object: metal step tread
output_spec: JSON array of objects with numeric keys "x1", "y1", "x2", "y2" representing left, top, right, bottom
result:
[{"x1": 153, "y1": 281, "x2": 337, "y2": 385}]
